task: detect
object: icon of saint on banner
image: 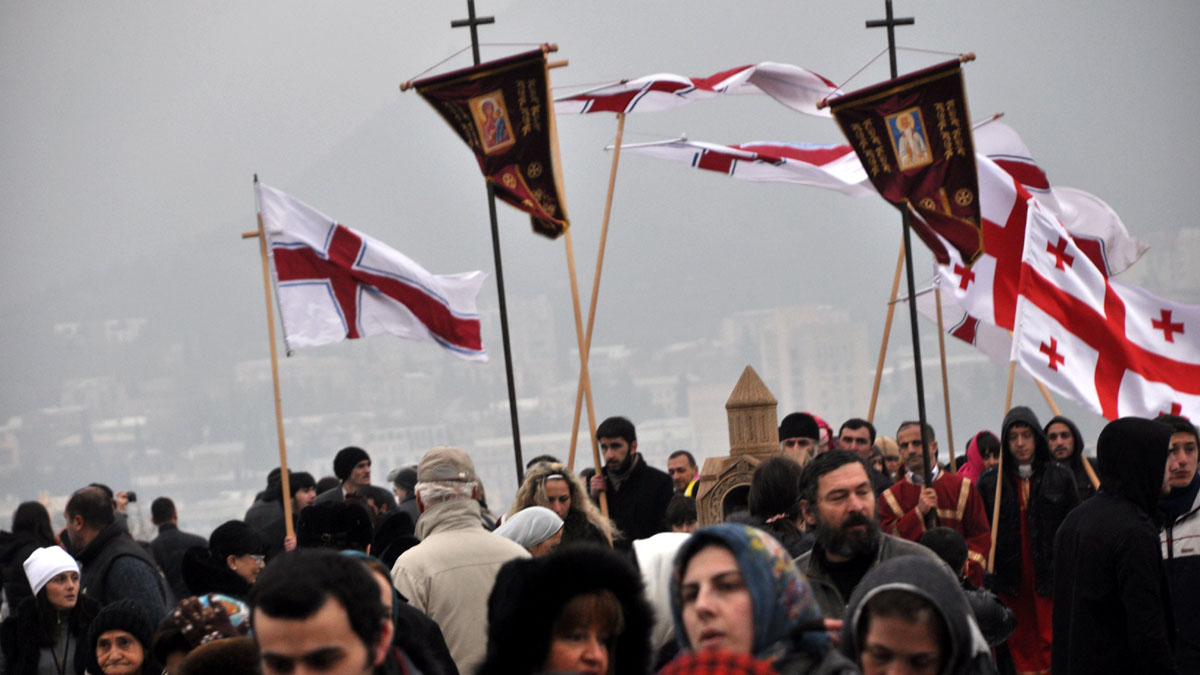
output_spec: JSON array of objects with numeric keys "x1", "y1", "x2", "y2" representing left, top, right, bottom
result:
[
  {"x1": 471, "y1": 90, "x2": 516, "y2": 156},
  {"x1": 888, "y1": 108, "x2": 932, "y2": 171}
]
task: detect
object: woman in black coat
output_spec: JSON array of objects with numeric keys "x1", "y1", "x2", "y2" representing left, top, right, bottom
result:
[
  {"x1": 478, "y1": 545, "x2": 653, "y2": 675},
  {"x1": 0, "y1": 546, "x2": 101, "y2": 675}
]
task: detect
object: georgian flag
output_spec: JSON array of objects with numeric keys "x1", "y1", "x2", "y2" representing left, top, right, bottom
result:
[
  {"x1": 1011, "y1": 197, "x2": 1200, "y2": 420},
  {"x1": 257, "y1": 183, "x2": 488, "y2": 361},
  {"x1": 554, "y1": 62, "x2": 842, "y2": 117}
]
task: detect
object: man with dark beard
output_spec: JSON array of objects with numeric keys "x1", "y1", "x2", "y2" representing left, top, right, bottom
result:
[
  {"x1": 795, "y1": 450, "x2": 944, "y2": 619},
  {"x1": 588, "y1": 416, "x2": 674, "y2": 550}
]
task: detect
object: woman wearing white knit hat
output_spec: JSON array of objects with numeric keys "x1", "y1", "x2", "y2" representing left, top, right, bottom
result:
[{"x1": 0, "y1": 545, "x2": 101, "y2": 675}]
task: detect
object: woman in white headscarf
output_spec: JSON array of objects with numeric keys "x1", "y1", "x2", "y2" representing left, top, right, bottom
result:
[{"x1": 494, "y1": 506, "x2": 564, "y2": 557}]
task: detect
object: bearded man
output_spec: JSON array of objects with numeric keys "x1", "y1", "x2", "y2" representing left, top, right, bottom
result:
[{"x1": 795, "y1": 450, "x2": 944, "y2": 619}]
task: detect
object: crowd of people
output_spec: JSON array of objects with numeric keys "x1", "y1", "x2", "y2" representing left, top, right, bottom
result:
[{"x1": 0, "y1": 407, "x2": 1194, "y2": 674}]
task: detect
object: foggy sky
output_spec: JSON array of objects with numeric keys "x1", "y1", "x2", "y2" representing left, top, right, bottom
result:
[{"x1": 3, "y1": 1, "x2": 1198, "y2": 531}]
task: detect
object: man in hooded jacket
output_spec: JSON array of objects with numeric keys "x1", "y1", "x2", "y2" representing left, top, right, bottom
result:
[
  {"x1": 1051, "y1": 417, "x2": 1176, "y2": 674},
  {"x1": 1043, "y1": 415, "x2": 1097, "y2": 501},
  {"x1": 976, "y1": 406, "x2": 1078, "y2": 674}
]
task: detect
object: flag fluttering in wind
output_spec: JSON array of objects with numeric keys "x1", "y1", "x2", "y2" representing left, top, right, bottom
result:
[
  {"x1": 829, "y1": 58, "x2": 982, "y2": 265},
  {"x1": 411, "y1": 48, "x2": 569, "y2": 238},
  {"x1": 554, "y1": 62, "x2": 842, "y2": 117},
  {"x1": 257, "y1": 183, "x2": 487, "y2": 361},
  {"x1": 1011, "y1": 199, "x2": 1200, "y2": 419},
  {"x1": 616, "y1": 138, "x2": 876, "y2": 196}
]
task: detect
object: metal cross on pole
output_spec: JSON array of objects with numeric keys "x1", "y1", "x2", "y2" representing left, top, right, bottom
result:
[
  {"x1": 452, "y1": 0, "x2": 525, "y2": 484},
  {"x1": 867, "y1": 1, "x2": 936, "y2": 498}
]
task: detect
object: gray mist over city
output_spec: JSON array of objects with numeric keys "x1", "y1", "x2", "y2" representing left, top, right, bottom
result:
[{"x1": 3, "y1": 2, "x2": 1198, "y2": 538}]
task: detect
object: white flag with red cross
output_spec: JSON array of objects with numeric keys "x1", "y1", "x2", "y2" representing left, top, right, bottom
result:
[
  {"x1": 257, "y1": 183, "x2": 488, "y2": 361},
  {"x1": 553, "y1": 62, "x2": 841, "y2": 117},
  {"x1": 1011, "y1": 198, "x2": 1200, "y2": 419}
]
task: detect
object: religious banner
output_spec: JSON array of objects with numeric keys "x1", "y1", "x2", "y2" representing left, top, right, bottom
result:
[
  {"x1": 411, "y1": 48, "x2": 568, "y2": 239},
  {"x1": 829, "y1": 57, "x2": 982, "y2": 265}
]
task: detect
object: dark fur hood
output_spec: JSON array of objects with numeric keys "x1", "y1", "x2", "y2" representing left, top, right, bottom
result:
[{"x1": 478, "y1": 544, "x2": 653, "y2": 675}]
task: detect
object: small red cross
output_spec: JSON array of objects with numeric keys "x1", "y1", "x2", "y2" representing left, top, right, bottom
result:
[
  {"x1": 1040, "y1": 337, "x2": 1065, "y2": 371},
  {"x1": 1151, "y1": 309, "x2": 1185, "y2": 343},
  {"x1": 1159, "y1": 402, "x2": 1184, "y2": 417},
  {"x1": 954, "y1": 263, "x2": 976, "y2": 290},
  {"x1": 1046, "y1": 237, "x2": 1075, "y2": 271}
]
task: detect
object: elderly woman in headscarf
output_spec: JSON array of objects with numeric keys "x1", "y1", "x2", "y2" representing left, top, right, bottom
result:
[
  {"x1": 508, "y1": 461, "x2": 616, "y2": 547},
  {"x1": 840, "y1": 556, "x2": 996, "y2": 675},
  {"x1": 494, "y1": 506, "x2": 564, "y2": 557},
  {"x1": 669, "y1": 524, "x2": 858, "y2": 674}
]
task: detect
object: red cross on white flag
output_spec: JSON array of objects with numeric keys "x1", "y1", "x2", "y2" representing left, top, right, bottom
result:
[
  {"x1": 256, "y1": 183, "x2": 488, "y2": 361},
  {"x1": 1010, "y1": 197, "x2": 1200, "y2": 419}
]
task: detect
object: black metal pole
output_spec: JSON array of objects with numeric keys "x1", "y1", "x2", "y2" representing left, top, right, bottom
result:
[
  {"x1": 868, "y1": 1, "x2": 935, "y2": 499},
  {"x1": 452, "y1": 0, "x2": 524, "y2": 484}
]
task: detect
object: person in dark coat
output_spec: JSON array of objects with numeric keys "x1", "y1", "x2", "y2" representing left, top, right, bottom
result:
[
  {"x1": 1044, "y1": 415, "x2": 1097, "y2": 501},
  {"x1": 0, "y1": 546, "x2": 101, "y2": 675},
  {"x1": 747, "y1": 455, "x2": 814, "y2": 558},
  {"x1": 479, "y1": 544, "x2": 653, "y2": 675},
  {"x1": 841, "y1": 555, "x2": 998, "y2": 675},
  {"x1": 918, "y1": 527, "x2": 1016, "y2": 648},
  {"x1": 0, "y1": 501, "x2": 58, "y2": 612},
  {"x1": 975, "y1": 406, "x2": 1079, "y2": 673},
  {"x1": 587, "y1": 416, "x2": 674, "y2": 550},
  {"x1": 1051, "y1": 417, "x2": 1177, "y2": 674},
  {"x1": 149, "y1": 497, "x2": 207, "y2": 603},
  {"x1": 65, "y1": 487, "x2": 169, "y2": 621},
  {"x1": 181, "y1": 521, "x2": 265, "y2": 601},
  {"x1": 1159, "y1": 413, "x2": 1200, "y2": 673}
]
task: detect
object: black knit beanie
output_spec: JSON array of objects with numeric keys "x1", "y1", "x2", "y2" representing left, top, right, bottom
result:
[
  {"x1": 333, "y1": 446, "x2": 370, "y2": 481},
  {"x1": 88, "y1": 599, "x2": 155, "y2": 675}
]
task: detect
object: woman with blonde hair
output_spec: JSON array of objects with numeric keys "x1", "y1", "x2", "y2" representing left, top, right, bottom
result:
[{"x1": 508, "y1": 461, "x2": 616, "y2": 547}]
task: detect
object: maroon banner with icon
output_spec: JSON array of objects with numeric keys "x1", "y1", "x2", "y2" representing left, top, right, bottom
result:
[
  {"x1": 413, "y1": 48, "x2": 568, "y2": 238},
  {"x1": 830, "y1": 58, "x2": 981, "y2": 264}
]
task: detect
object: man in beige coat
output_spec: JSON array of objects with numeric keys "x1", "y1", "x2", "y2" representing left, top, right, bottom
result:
[{"x1": 390, "y1": 446, "x2": 529, "y2": 674}]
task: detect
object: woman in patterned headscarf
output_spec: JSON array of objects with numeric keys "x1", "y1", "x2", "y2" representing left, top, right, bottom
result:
[{"x1": 669, "y1": 524, "x2": 858, "y2": 675}]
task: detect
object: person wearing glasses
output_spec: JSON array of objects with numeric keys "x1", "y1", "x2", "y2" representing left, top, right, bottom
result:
[{"x1": 181, "y1": 521, "x2": 266, "y2": 601}]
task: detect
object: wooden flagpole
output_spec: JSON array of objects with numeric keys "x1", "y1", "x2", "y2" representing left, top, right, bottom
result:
[
  {"x1": 989, "y1": 359, "x2": 1017, "y2": 572},
  {"x1": 542, "y1": 53, "x2": 610, "y2": 523},
  {"x1": 868, "y1": 240, "x2": 906, "y2": 423},
  {"x1": 244, "y1": 177, "x2": 294, "y2": 539},
  {"x1": 567, "y1": 112, "x2": 625, "y2": 472},
  {"x1": 934, "y1": 287, "x2": 956, "y2": 467}
]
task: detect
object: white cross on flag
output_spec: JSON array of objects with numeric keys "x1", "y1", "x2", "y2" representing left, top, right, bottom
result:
[
  {"x1": 1010, "y1": 199, "x2": 1200, "y2": 420},
  {"x1": 256, "y1": 183, "x2": 488, "y2": 361}
]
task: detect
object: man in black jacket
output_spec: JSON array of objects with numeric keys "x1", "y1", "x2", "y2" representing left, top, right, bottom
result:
[
  {"x1": 66, "y1": 486, "x2": 170, "y2": 621},
  {"x1": 976, "y1": 406, "x2": 1079, "y2": 674},
  {"x1": 1052, "y1": 417, "x2": 1176, "y2": 674},
  {"x1": 1159, "y1": 413, "x2": 1200, "y2": 673},
  {"x1": 588, "y1": 416, "x2": 673, "y2": 549},
  {"x1": 149, "y1": 496, "x2": 207, "y2": 602},
  {"x1": 1044, "y1": 415, "x2": 1097, "y2": 500}
]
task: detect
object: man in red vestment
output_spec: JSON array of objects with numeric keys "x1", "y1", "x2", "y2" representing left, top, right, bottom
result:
[
  {"x1": 877, "y1": 421, "x2": 992, "y2": 586},
  {"x1": 977, "y1": 406, "x2": 1080, "y2": 675}
]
